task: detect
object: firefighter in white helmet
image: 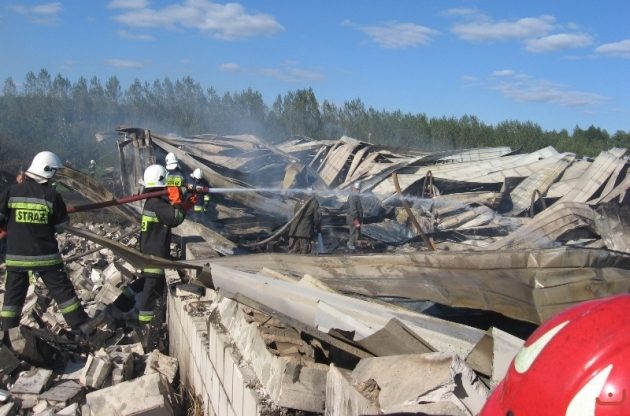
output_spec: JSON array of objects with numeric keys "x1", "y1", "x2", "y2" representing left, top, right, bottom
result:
[
  {"x1": 189, "y1": 168, "x2": 210, "y2": 215},
  {"x1": 164, "y1": 153, "x2": 184, "y2": 187},
  {"x1": 0, "y1": 151, "x2": 90, "y2": 332},
  {"x1": 164, "y1": 152, "x2": 187, "y2": 207},
  {"x1": 113, "y1": 164, "x2": 194, "y2": 338}
]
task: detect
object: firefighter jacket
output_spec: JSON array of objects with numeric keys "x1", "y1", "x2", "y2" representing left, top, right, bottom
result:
[
  {"x1": 346, "y1": 193, "x2": 363, "y2": 226},
  {"x1": 191, "y1": 178, "x2": 210, "y2": 212},
  {"x1": 140, "y1": 194, "x2": 186, "y2": 259},
  {"x1": 0, "y1": 178, "x2": 68, "y2": 270},
  {"x1": 288, "y1": 197, "x2": 321, "y2": 239},
  {"x1": 165, "y1": 167, "x2": 185, "y2": 187}
]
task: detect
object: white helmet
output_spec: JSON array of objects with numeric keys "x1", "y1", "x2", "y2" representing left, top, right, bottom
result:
[
  {"x1": 165, "y1": 152, "x2": 178, "y2": 170},
  {"x1": 190, "y1": 168, "x2": 203, "y2": 180},
  {"x1": 352, "y1": 181, "x2": 361, "y2": 190},
  {"x1": 89, "y1": 159, "x2": 95, "y2": 165},
  {"x1": 143, "y1": 164, "x2": 167, "y2": 189},
  {"x1": 26, "y1": 151, "x2": 63, "y2": 182}
]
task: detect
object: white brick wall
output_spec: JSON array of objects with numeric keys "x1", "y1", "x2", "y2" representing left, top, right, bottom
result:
[{"x1": 168, "y1": 292, "x2": 261, "y2": 415}]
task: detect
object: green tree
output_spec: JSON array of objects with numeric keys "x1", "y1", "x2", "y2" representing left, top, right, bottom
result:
[{"x1": 2, "y1": 77, "x2": 17, "y2": 96}]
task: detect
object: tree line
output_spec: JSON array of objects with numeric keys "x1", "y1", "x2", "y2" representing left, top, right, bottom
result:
[{"x1": 1, "y1": 68, "x2": 629, "y2": 172}]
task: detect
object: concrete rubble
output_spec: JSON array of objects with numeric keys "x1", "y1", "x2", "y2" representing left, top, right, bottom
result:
[
  {"x1": 83, "y1": 373, "x2": 175, "y2": 416},
  {"x1": 0, "y1": 221, "x2": 183, "y2": 414},
  {"x1": 327, "y1": 352, "x2": 489, "y2": 415},
  {"x1": 2, "y1": 126, "x2": 630, "y2": 414}
]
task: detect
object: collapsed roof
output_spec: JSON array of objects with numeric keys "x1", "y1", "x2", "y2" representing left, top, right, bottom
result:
[{"x1": 95, "y1": 127, "x2": 630, "y2": 325}]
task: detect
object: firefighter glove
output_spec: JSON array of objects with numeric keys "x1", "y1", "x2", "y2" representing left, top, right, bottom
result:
[
  {"x1": 167, "y1": 186, "x2": 182, "y2": 205},
  {"x1": 181, "y1": 195, "x2": 196, "y2": 212}
]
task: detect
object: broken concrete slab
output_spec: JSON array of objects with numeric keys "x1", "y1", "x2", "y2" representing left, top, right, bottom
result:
[
  {"x1": 351, "y1": 352, "x2": 488, "y2": 415},
  {"x1": 94, "y1": 282, "x2": 122, "y2": 306},
  {"x1": 143, "y1": 350, "x2": 178, "y2": 384},
  {"x1": 465, "y1": 327, "x2": 524, "y2": 387},
  {"x1": 105, "y1": 342, "x2": 144, "y2": 356},
  {"x1": 41, "y1": 309, "x2": 67, "y2": 334},
  {"x1": 109, "y1": 351, "x2": 134, "y2": 385},
  {"x1": 10, "y1": 368, "x2": 53, "y2": 395},
  {"x1": 83, "y1": 373, "x2": 175, "y2": 416},
  {"x1": 174, "y1": 283, "x2": 205, "y2": 298},
  {"x1": 0, "y1": 403, "x2": 13, "y2": 416},
  {"x1": 101, "y1": 262, "x2": 124, "y2": 286},
  {"x1": 80, "y1": 353, "x2": 112, "y2": 389},
  {"x1": 55, "y1": 402, "x2": 79, "y2": 415},
  {"x1": 325, "y1": 364, "x2": 380, "y2": 416},
  {"x1": 39, "y1": 380, "x2": 82, "y2": 404}
]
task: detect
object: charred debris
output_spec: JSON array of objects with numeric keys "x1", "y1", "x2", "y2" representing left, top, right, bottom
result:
[{"x1": 1, "y1": 126, "x2": 630, "y2": 415}]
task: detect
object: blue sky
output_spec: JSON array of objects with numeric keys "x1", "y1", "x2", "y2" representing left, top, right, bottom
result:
[{"x1": 1, "y1": 0, "x2": 629, "y2": 134}]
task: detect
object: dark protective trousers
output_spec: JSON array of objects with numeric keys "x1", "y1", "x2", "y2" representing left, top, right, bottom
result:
[
  {"x1": 1, "y1": 267, "x2": 88, "y2": 329},
  {"x1": 113, "y1": 270, "x2": 165, "y2": 324},
  {"x1": 348, "y1": 224, "x2": 360, "y2": 248},
  {"x1": 288, "y1": 237, "x2": 312, "y2": 254}
]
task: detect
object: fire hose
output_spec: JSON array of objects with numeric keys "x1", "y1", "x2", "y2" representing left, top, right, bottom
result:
[{"x1": 0, "y1": 185, "x2": 212, "y2": 239}]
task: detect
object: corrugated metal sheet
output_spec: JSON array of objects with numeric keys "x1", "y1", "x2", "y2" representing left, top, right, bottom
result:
[
  {"x1": 485, "y1": 202, "x2": 597, "y2": 250},
  {"x1": 558, "y1": 149, "x2": 627, "y2": 203},
  {"x1": 505, "y1": 153, "x2": 575, "y2": 216}
]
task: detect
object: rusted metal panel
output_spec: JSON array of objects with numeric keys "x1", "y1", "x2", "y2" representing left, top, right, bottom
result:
[
  {"x1": 559, "y1": 149, "x2": 627, "y2": 203},
  {"x1": 345, "y1": 145, "x2": 372, "y2": 181},
  {"x1": 598, "y1": 173, "x2": 630, "y2": 204},
  {"x1": 371, "y1": 148, "x2": 562, "y2": 197},
  {"x1": 589, "y1": 161, "x2": 628, "y2": 204},
  {"x1": 486, "y1": 202, "x2": 597, "y2": 250},
  {"x1": 416, "y1": 147, "x2": 513, "y2": 165},
  {"x1": 594, "y1": 202, "x2": 630, "y2": 254},
  {"x1": 437, "y1": 206, "x2": 494, "y2": 231},
  {"x1": 505, "y1": 153, "x2": 575, "y2": 216},
  {"x1": 316, "y1": 136, "x2": 365, "y2": 186},
  {"x1": 208, "y1": 247, "x2": 630, "y2": 324}
]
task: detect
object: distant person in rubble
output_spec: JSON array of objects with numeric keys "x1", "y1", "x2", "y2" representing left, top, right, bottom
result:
[
  {"x1": 287, "y1": 189, "x2": 321, "y2": 254},
  {"x1": 346, "y1": 181, "x2": 363, "y2": 250},
  {"x1": 189, "y1": 168, "x2": 210, "y2": 216},
  {"x1": 113, "y1": 164, "x2": 193, "y2": 330},
  {"x1": 88, "y1": 159, "x2": 96, "y2": 178},
  {"x1": 0, "y1": 151, "x2": 90, "y2": 333}
]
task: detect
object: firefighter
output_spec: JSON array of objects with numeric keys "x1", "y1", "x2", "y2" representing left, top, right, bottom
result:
[
  {"x1": 287, "y1": 190, "x2": 321, "y2": 254},
  {"x1": 164, "y1": 152, "x2": 186, "y2": 208},
  {"x1": 165, "y1": 152, "x2": 185, "y2": 188},
  {"x1": 0, "y1": 151, "x2": 89, "y2": 331},
  {"x1": 346, "y1": 181, "x2": 363, "y2": 250},
  {"x1": 113, "y1": 164, "x2": 193, "y2": 327},
  {"x1": 88, "y1": 159, "x2": 96, "y2": 178},
  {"x1": 189, "y1": 168, "x2": 210, "y2": 215}
]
